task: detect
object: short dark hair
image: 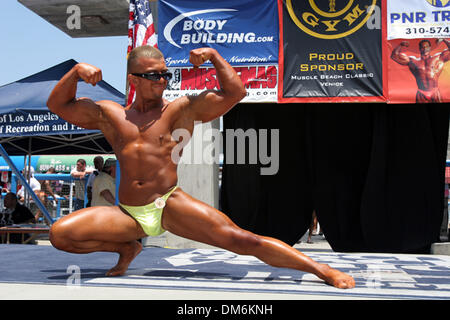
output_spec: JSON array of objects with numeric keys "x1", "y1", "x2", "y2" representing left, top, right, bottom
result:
[
  {"x1": 127, "y1": 45, "x2": 164, "y2": 74},
  {"x1": 4, "y1": 192, "x2": 17, "y2": 201},
  {"x1": 419, "y1": 39, "x2": 431, "y2": 48},
  {"x1": 76, "y1": 159, "x2": 86, "y2": 166}
]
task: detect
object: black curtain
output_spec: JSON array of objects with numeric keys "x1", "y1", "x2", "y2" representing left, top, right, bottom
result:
[{"x1": 220, "y1": 102, "x2": 449, "y2": 253}]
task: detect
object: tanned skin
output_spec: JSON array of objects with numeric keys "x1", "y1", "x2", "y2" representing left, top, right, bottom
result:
[
  {"x1": 391, "y1": 38, "x2": 450, "y2": 102},
  {"x1": 47, "y1": 47, "x2": 355, "y2": 289}
]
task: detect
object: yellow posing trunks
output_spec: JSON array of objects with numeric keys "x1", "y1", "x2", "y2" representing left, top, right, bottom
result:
[{"x1": 120, "y1": 186, "x2": 178, "y2": 236}]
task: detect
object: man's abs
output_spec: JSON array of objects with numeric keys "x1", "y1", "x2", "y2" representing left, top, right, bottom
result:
[{"x1": 118, "y1": 168, "x2": 178, "y2": 206}]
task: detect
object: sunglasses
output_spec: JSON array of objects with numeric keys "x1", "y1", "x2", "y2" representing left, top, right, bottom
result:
[{"x1": 131, "y1": 72, "x2": 173, "y2": 81}]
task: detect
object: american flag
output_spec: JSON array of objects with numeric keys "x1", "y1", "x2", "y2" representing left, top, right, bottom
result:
[{"x1": 127, "y1": 0, "x2": 158, "y2": 105}]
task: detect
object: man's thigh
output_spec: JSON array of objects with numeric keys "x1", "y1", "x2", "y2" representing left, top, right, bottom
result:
[
  {"x1": 161, "y1": 188, "x2": 239, "y2": 245},
  {"x1": 53, "y1": 205, "x2": 147, "y2": 242}
]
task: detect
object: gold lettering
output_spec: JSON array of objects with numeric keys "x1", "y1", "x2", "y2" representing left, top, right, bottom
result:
[
  {"x1": 309, "y1": 53, "x2": 318, "y2": 60},
  {"x1": 321, "y1": 20, "x2": 340, "y2": 31},
  {"x1": 342, "y1": 5, "x2": 364, "y2": 26},
  {"x1": 302, "y1": 12, "x2": 319, "y2": 27}
]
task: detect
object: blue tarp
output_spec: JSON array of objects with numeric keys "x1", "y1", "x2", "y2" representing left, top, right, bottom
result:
[{"x1": 0, "y1": 59, "x2": 125, "y2": 137}]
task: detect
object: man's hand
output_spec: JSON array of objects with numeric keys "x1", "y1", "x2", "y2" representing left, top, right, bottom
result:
[
  {"x1": 76, "y1": 63, "x2": 102, "y2": 86},
  {"x1": 189, "y1": 48, "x2": 216, "y2": 68}
]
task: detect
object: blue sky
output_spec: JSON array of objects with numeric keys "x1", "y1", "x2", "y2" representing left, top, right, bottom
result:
[{"x1": 0, "y1": 1, "x2": 128, "y2": 93}]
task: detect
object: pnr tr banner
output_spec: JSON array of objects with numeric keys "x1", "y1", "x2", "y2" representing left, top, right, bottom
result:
[
  {"x1": 387, "y1": 38, "x2": 450, "y2": 103},
  {"x1": 278, "y1": 0, "x2": 385, "y2": 102},
  {"x1": 158, "y1": 0, "x2": 278, "y2": 67},
  {"x1": 386, "y1": 0, "x2": 450, "y2": 103},
  {"x1": 387, "y1": 0, "x2": 450, "y2": 40}
]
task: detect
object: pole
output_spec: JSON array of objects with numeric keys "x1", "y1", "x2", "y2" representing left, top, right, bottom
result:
[{"x1": 0, "y1": 144, "x2": 54, "y2": 225}]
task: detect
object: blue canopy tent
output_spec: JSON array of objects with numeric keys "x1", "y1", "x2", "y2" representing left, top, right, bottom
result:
[
  {"x1": 0, "y1": 59, "x2": 125, "y2": 224},
  {"x1": 0, "y1": 59, "x2": 125, "y2": 155}
]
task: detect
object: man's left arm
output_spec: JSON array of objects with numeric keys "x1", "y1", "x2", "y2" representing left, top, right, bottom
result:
[
  {"x1": 177, "y1": 48, "x2": 246, "y2": 124},
  {"x1": 100, "y1": 189, "x2": 115, "y2": 205},
  {"x1": 438, "y1": 38, "x2": 450, "y2": 62}
]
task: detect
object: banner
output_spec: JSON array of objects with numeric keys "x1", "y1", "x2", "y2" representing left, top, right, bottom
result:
[
  {"x1": 36, "y1": 155, "x2": 115, "y2": 173},
  {"x1": 386, "y1": 0, "x2": 450, "y2": 103},
  {"x1": 387, "y1": 0, "x2": 450, "y2": 40},
  {"x1": 158, "y1": 0, "x2": 278, "y2": 67},
  {"x1": 0, "y1": 110, "x2": 92, "y2": 137},
  {"x1": 278, "y1": 0, "x2": 386, "y2": 102},
  {"x1": 387, "y1": 38, "x2": 450, "y2": 103},
  {"x1": 163, "y1": 66, "x2": 278, "y2": 103}
]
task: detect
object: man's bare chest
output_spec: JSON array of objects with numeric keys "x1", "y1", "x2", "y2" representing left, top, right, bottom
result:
[{"x1": 412, "y1": 57, "x2": 443, "y2": 77}]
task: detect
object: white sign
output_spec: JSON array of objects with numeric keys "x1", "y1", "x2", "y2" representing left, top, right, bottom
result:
[{"x1": 387, "y1": 0, "x2": 450, "y2": 39}]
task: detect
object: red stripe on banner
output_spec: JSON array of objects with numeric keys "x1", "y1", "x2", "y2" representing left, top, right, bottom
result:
[
  {"x1": 277, "y1": 0, "x2": 285, "y2": 104},
  {"x1": 381, "y1": 0, "x2": 389, "y2": 103}
]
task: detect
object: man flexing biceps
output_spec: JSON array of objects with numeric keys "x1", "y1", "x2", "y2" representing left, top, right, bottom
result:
[
  {"x1": 47, "y1": 46, "x2": 354, "y2": 289},
  {"x1": 391, "y1": 38, "x2": 450, "y2": 102}
]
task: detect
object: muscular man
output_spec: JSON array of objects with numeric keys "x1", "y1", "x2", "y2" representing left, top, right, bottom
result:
[
  {"x1": 47, "y1": 46, "x2": 354, "y2": 289},
  {"x1": 391, "y1": 38, "x2": 450, "y2": 103}
]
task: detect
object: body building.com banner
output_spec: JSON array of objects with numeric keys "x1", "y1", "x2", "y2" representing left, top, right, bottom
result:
[
  {"x1": 278, "y1": 0, "x2": 386, "y2": 102},
  {"x1": 158, "y1": 0, "x2": 278, "y2": 67}
]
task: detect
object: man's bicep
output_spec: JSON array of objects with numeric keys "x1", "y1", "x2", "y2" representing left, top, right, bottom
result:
[
  {"x1": 60, "y1": 97, "x2": 103, "y2": 130},
  {"x1": 392, "y1": 52, "x2": 410, "y2": 65},
  {"x1": 441, "y1": 50, "x2": 450, "y2": 62},
  {"x1": 187, "y1": 90, "x2": 230, "y2": 122}
]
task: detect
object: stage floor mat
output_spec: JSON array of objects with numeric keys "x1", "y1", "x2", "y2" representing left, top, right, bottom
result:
[{"x1": 1, "y1": 244, "x2": 449, "y2": 299}]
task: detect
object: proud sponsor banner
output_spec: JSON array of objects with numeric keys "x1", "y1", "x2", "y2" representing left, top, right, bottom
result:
[
  {"x1": 278, "y1": 0, "x2": 386, "y2": 102},
  {"x1": 387, "y1": 0, "x2": 450, "y2": 40},
  {"x1": 158, "y1": 0, "x2": 278, "y2": 67},
  {"x1": 163, "y1": 66, "x2": 278, "y2": 103}
]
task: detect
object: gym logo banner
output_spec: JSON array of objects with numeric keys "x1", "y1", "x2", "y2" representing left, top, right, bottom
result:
[
  {"x1": 163, "y1": 66, "x2": 278, "y2": 103},
  {"x1": 387, "y1": 0, "x2": 450, "y2": 39},
  {"x1": 158, "y1": 0, "x2": 278, "y2": 67},
  {"x1": 278, "y1": 0, "x2": 385, "y2": 102},
  {"x1": 285, "y1": 0, "x2": 377, "y2": 39}
]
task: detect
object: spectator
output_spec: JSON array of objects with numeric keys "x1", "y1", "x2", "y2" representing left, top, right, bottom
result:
[
  {"x1": 17, "y1": 167, "x2": 41, "y2": 204},
  {"x1": 36, "y1": 167, "x2": 64, "y2": 223},
  {"x1": 3, "y1": 192, "x2": 36, "y2": 243},
  {"x1": 3, "y1": 192, "x2": 35, "y2": 224},
  {"x1": 86, "y1": 156, "x2": 104, "y2": 207},
  {"x1": 70, "y1": 159, "x2": 93, "y2": 210},
  {"x1": 92, "y1": 158, "x2": 116, "y2": 207}
]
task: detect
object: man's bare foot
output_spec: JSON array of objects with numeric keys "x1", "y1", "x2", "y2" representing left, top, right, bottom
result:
[
  {"x1": 317, "y1": 264, "x2": 355, "y2": 289},
  {"x1": 106, "y1": 241, "x2": 143, "y2": 276}
]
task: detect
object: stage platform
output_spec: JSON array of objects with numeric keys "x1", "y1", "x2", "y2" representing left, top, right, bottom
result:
[{"x1": 0, "y1": 243, "x2": 449, "y2": 300}]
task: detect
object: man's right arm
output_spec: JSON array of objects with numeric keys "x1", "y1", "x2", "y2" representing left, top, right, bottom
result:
[
  {"x1": 47, "y1": 63, "x2": 105, "y2": 130},
  {"x1": 391, "y1": 41, "x2": 410, "y2": 65}
]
